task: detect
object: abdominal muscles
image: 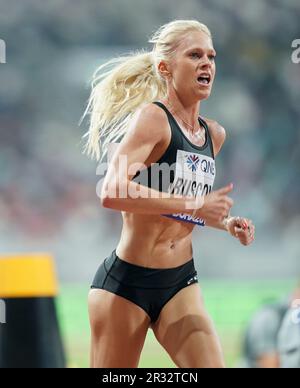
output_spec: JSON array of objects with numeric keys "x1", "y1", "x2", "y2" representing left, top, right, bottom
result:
[{"x1": 115, "y1": 212, "x2": 196, "y2": 268}]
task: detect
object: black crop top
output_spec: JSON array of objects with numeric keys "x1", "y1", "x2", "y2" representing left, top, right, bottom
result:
[{"x1": 131, "y1": 101, "x2": 216, "y2": 227}]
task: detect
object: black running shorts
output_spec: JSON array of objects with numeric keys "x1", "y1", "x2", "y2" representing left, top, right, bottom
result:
[{"x1": 91, "y1": 249, "x2": 198, "y2": 323}]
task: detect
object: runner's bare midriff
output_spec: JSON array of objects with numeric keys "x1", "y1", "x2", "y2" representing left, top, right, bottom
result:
[{"x1": 116, "y1": 212, "x2": 197, "y2": 268}]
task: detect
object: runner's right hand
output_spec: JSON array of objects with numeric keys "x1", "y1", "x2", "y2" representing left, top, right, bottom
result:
[{"x1": 196, "y1": 183, "x2": 234, "y2": 224}]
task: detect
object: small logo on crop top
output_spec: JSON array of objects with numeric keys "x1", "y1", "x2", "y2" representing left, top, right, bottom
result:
[
  {"x1": 180, "y1": 152, "x2": 215, "y2": 177},
  {"x1": 186, "y1": 155, "x2": 200, "y2": 172}
]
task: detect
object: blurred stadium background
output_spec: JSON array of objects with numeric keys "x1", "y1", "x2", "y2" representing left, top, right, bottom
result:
[{"x1": 0, "y1": 0, "x2": 300, "y2": 367}]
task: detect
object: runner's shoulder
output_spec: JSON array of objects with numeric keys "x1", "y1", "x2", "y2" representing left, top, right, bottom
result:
[
  {"x1": 131, "y1": 102, "x2": 169, "y2": 142},
  {"x1": 201, "y1": 117, "x2": 226, "y2": 156}
]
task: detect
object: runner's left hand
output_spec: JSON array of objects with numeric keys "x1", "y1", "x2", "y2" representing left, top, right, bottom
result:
[{"x1": 227, "y1": 217, "x2": 255, "y2": 246}]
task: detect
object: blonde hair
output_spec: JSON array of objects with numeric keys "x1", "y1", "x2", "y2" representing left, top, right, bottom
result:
[{"x1": 82, "y1": 20, "x2": 212, "y2": 161}]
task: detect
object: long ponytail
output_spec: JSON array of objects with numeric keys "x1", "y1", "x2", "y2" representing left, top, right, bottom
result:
[{"x1": 82, "y1": 51, "x2": 166, "y2": 161}]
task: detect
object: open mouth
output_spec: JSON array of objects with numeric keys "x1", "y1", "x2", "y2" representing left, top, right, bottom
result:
[{"x1": 197, "y1": 74, "x2": 211, "y2": 86}]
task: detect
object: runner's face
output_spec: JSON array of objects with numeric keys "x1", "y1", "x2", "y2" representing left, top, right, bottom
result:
[{"x1": 169, "y1": 31, "x2": 216, "y2": 101}]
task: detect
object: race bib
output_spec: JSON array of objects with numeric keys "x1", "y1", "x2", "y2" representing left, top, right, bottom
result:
[{"x1": 162, "y1": 150, "x2": 216, "y2": 227}]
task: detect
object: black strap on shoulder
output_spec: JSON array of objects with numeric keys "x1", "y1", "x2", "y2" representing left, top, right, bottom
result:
[
  {"x1": 152, "y1": 101, "x2": 173, "y2": 118},
  {"x1": 199, "y1": 117, "x2": 215, "y2": 159},
  {"x1": 152, "y1": 100, "x2": 179, "y2": 132}
]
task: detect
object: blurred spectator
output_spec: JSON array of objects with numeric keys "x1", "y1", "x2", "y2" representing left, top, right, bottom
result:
[
  {"x1": 239, "y1": 285, "x2": 300, "y2": 368},
  {"x1": 239, "y1": 298, "x2": 288, "y2": 368},
  {"x1": 278, "y1": 287, "x2": 300, "y2": 368}
]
